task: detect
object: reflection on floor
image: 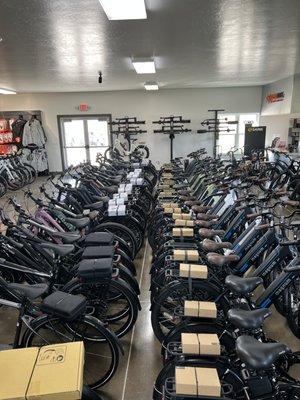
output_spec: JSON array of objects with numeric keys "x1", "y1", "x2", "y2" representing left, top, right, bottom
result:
[{"x1": 0, "y1": 179, "x2": 299, "y2": 399}]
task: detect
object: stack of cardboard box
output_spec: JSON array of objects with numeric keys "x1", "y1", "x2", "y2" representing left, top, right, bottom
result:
[{"x1": 0, "y1": 342, "x2": 84, "y2": 400}]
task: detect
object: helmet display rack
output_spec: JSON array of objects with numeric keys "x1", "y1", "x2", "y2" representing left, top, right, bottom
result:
[
  {"x1": 197, "y1": 109, "x2": 238, "y2": 157},
  {"x1": 153, "y1": 116, "x2": 191, "y2": 161},
  {"x1": 110, "y1": 116, "x2": 146, "y2": 152}
]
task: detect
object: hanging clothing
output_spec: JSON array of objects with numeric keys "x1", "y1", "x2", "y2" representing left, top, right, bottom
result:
[
  {"x1": 22, "y1": 119, "x2": 46, "y2": 147},
  {"x1": 11, "y1": 118, "x2": 27, "y2": 140},
  {"x1": 22, "y1": 147, "x2": 49, "y2": 172}
]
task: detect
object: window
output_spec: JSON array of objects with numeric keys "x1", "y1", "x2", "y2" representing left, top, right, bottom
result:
[
  {"x1": 218, "y1": 113, "x2": 259, "y2": 155},
  {"x1": 58, "y1": 115, "x2": 111, "y2": 169}
]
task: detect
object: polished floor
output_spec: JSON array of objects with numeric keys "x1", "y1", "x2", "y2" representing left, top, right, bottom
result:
[{"x1": 0, "y1": 179, "x2": 299, "y2": 399}]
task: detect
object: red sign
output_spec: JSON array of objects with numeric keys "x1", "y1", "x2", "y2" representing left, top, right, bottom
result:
[
  {"x1": 266, "y1": 91, "x2": 285, "y2": 103},
  {"x1": 79, "y1": 103, "x2": 88, "y2": 111}
]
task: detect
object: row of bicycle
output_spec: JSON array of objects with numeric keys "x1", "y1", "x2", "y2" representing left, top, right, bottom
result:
[
  {"x1": 148, "y1": 149, "x2": 300, "y2": 399},
  {"x1": 0, "y1": 152, "x2": 38, "y2": 196},
  {"x1": 0, "y1": 155, "x2": 157, "y2": 398}
]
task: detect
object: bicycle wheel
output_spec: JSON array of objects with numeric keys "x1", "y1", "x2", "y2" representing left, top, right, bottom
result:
[
  {"x1": 64, "y1": 279, "x2": 140, "y2": 338},
  {"x1": 22, "y1": 315, "x2": 120, "y2": 388},
  {"x1": 16, "y1": 166, "x2": 30, "y2": 185},
  {"x1": 3, "y1": 169, "x2": 24, "y2": 190},
  {"x1": 116, "y1": 263, "x2": 140, "y2": 295},
  {"x1": 286, "y1": 278, "x2": 300, "y2": 338},
  {"x1": 151, "y1": 280, "x2": 228, "y2": 342},
  {"x1": 23, "y1": 163, "x2": 37, "y2": 184},
  {"x1": 92, "y1": 222, "x2": 138, "y2": 259},
  {"x1": 0, "y1": 176, "x2": 7, "y2": 197}
]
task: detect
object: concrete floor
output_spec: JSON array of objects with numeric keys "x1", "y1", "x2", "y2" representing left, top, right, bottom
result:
[{"x1": 0, "y1": 179, "x2": 299, "y2": 399}]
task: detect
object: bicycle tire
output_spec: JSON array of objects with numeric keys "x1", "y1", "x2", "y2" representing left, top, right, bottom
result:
[
  {"x1": 64, "y1": 278, "x2": 140, "y2": 338},
  {"x1": 22, "y1": 315, "x2": 120, "y2": 388},
  {"x1": 92, "y1": 222, "x2": 138, "y2": 258},
  {"x1": 23, "y1": 163, "x2": 37, "y2": 184},
  {"x1": 151, "y1": 280, "x2": 229, "y2": 342}
]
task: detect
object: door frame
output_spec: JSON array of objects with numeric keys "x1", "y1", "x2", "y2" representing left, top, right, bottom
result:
[{"x1": 57, "y1": 114, "x2": 112, "y2": 170}]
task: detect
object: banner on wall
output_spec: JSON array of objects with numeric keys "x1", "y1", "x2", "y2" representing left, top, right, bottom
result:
[
  {"x1": 261, "y1": 76, "x2": 294, "y2": 115},
  {"x1": 266, "y1": 91, "x2": 285, "y2": 103}
]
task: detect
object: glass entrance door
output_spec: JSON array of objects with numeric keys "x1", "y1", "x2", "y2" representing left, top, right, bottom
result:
[{"x1": 59, "y1": 115, "x2": 111, "y2": 169}]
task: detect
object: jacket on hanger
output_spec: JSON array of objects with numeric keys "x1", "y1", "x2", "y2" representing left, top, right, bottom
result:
[
  {"x1": 22, "y1": 119, "x2": 46, "y2": 147},
  {"x1": 12, "y1": 118, "x2": 26, "y2": 139}
]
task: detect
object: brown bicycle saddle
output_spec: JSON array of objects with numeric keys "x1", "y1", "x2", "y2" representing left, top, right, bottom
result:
[
  {"x1": 198, "y1": 228, "x2": 225, "y2": 239},
  {"x1": 206, "y1": 252, "x2": 240, "y2": 267},
  {"x1": 201, "y1": 239, "x2": 232, "y2": 252},
  {"x1": 196, "y1": 213, "x2": 219, "y2": 221},
  {"x1": 195, "y1": 220, "x2": 216, "y2": 228}
]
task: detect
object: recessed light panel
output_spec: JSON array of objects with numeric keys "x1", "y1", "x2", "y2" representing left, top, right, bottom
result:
[
  {"x1": 99, "y1": 0, "x2": 147, "y2": 20},
  {"x1": 0, "y1": 88, "x2": 16, "y2": 94},
  {"x1": 144, "y1": 82, "x2": 159, "y2": 90},
  {"x1": 132, "y1": 60, "x2": 156, "y2": 74}
]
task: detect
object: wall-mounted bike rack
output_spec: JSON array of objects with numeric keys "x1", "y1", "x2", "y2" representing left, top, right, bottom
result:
[
  {"x1": 153, "y1": 116, "x2": 191, "y2": 161},
  {"x1": 197, "y1": 109, "x2": 238, "y2": 157},
  {"x1": 110, "y1": 116, "x2": 146, "y2": 152}
]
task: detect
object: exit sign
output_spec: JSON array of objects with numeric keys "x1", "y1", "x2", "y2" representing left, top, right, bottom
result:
[{"x1": 79, "y1": 103, "x2": 89, "y2": 111}]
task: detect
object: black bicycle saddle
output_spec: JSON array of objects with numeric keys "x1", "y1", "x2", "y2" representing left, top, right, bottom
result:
[
  {"x1": 227, "y1": 308, "x2": 271, "y2": 330},
  {"x1": 236, "y1": 335, "x2": 290, "y2": 369}
]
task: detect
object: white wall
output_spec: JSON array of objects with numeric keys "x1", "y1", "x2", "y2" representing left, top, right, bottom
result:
[
  {"x1": 292, "y1": 74, "x2": 300, "y2": 114},
  {"x1": 260, "y1": 76, "x2": 296, "y2": 146},
  {"x1": 259, "y1": 114, "x2": 291, "y2": 146},
  {"x1": 0, "y1": 87, "x2": 262, "y2": 171}
]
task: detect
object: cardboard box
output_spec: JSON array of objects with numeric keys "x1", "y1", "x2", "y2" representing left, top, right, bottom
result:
[
  {"x1": 184, "y1": 301, "x2": 217, "y2": 318},
  {"x1": 182, "y1": 228, "x2": 194, "y2": 237},
  {"x1": 172, "y1": 213, "x2": 181, "y2": 219},
  {"x1": 173, "y1": 208, "x2": 181, "y2": 213},
  {"x1": 186, "y1": 250, "x2": 199, "y2": 261},
  {"x1": 181, "y1": 333, "x2": 200, "y2": 354},
  {"x1": 186, "y1": 220, "x2": 194, "y2": 227},
  {"x1": 195, "y1": 367, "x2": 221, "y2": 397},
  {"x1": 163, "y1": 179, "x2": 174, "y2": 185},
  {"x1": 179, "y1": 264, "x2": 208, "y2": 279},
  {"x1": 176, "y1": 367, "x2": 221, "y2": 397},
  {"x1": 173, "y1": 213, "x2": 192, "y2": 220},
  {"x1": 159, "y1": 184, "x2": 171, "y2": 189},
  {"x1": 160, "y1": 193, "x2": 175, "y2": 198},
  {"x1": 172, "y1": 228, "x2": 182, "y2": 237},
  {"x1": 174, "y1": 219, "x2": 186, "y2": 227},
  {"x1": 175, "y1": 367, "x2": 197, "y2": 396},
  {"x1": 163, "y1": 202, "x2": 178, "y2": 208},
  {"x1": 0, "y1": 347, "x2": 39, "y2": 400},
  {"x1": 27, "y1": 342, "x2": 84, "y2": 400},
  {"x1": 199, "y1": 301, "x2": 217, "y2": 318},
  {"x1": 184, "y1": 300, "x2": 199, "y2": 317},
  {"x1": 173, "y1": 249, "x2": 186, "y2": 261},
  {"x1": 164, "y1": 207, "x2": 174, "y2": 214},
  {"x1": 198, "y1": 334, "x2": 220, "y2": 356},
  {"x1": 172, "y1": 228, "x2": 194, "y2": 237}
]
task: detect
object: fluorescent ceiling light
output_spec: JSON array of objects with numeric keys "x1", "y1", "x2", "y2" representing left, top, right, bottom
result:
[
  {"x1": 99, "y1": 0, "x2": 147, "y2": 20},
  {"x1": 0, "y1": 88, "x2": 16, "y2": 94},
  {"x1": 144, "y1": 82, "x2": 159, "y2": 91},
  {"x1": 132, "y1": 60, "x2": 156, "y2": 74}
]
